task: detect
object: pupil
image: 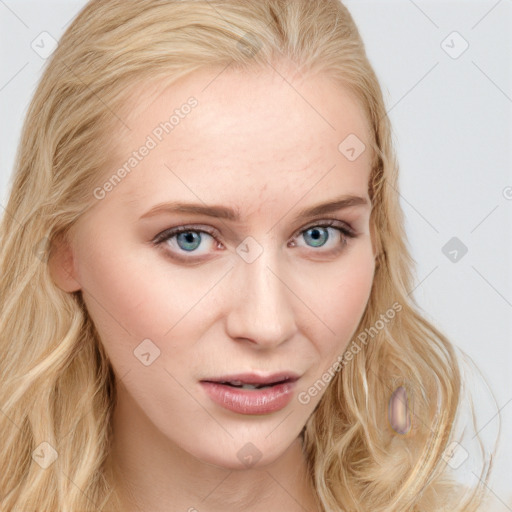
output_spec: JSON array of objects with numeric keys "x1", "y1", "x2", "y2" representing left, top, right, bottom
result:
[
  {"x1": 177, "y1": 231, "x2": 201, "y2": 251},
  {"x1": 306, "y1": 227, "x2": 328, "y2": 247}
]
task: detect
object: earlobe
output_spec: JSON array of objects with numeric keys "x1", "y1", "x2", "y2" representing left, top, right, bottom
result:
[{"x1": 48, "y1": 232, "x2": 82, "y2": 293}]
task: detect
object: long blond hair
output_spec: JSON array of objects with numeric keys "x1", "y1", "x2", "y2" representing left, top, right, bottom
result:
[{"x1": 0, "y1": 1, "x2": 494, "y2": 510}]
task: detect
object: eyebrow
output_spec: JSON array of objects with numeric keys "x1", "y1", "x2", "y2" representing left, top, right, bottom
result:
[{"x1": 138, "y1": 195, "x2": 369, "y2": 222}]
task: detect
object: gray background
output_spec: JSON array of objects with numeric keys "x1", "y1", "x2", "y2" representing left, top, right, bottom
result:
[{"x1": 1, "y1": 0, "x2": 511, "y2": 509}]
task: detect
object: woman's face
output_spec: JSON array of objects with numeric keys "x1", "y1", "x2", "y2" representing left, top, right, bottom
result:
[{"x1": 54, "y1": 63, "x2": 376, "y2": 469}]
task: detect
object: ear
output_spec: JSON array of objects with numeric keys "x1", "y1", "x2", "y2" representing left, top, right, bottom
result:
[{"x1": 48, "y1": 231, "x2": 82, "y2": 293}]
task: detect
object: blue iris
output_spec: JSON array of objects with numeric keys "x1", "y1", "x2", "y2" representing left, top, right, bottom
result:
[
  {"x1": 176, "y1": 231, "x2": 202, "y2": 251},
  {"x1": 303, "y1": 227, "x2": 329, "y2": 248}
]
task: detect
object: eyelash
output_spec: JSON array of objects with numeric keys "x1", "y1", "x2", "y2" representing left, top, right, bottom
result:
[{"x1": 152, "y1": 219, "x2": 358, "y2": 261}]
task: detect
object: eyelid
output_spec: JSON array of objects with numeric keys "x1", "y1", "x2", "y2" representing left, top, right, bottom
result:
[
  {"x1": 291, "y1": 218, "x2": 356, "y2": 239},
  {"x1": 152, "y1": 224, "x2": 218, "y2": 245},
  {"x1": 151, "y1": 218, "x2": 359, "y2": 267},
  {"x1": 152, "y1": 217, "x2": 356, "y2": 245}
]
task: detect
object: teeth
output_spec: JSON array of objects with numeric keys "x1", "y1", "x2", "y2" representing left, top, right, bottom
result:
[
  {"x1": 240, "y1": 384, "x2": 260, "y2": 390},
  {"x1": 221, "y1": 381, "x2": 274, "y2": 390}
]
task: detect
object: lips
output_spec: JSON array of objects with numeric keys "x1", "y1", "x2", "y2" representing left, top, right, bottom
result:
[
  {"x1": 201, "y1": 372, "x2": 300, "y2": 389},
  {"x1": 200, "y1": 373, "x2": 300, "y2": 414}
]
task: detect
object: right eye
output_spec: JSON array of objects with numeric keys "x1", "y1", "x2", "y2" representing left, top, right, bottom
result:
[{"x1": 153, "y1": 225, "x2": 223, "y2": 259}]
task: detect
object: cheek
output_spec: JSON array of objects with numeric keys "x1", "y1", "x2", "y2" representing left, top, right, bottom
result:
[
  {"x1": 300, "y1": 246, "x2": 375, "y2": 356},
  {"x1": 76, "y1": 225, "x2": 374, "y2": 369},
  {"x1": 75, "y1": 240, "x2": 217, "y2": 363},
  {"x1": 73, "y1": 242, "x2": 172, "y2": 351}
]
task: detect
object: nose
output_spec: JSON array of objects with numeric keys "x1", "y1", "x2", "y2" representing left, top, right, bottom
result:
[{"x1": 225, "y1": 247, "x2": 297, "y2": 349}]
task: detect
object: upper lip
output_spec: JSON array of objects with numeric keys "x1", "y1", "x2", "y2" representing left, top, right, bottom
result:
[{"x1": 201, "y1": 371, "x2": 301, "y2": 385}]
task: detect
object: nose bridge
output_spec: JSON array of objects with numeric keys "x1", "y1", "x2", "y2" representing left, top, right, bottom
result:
[{"x1": 226, "y1": 242, "x2": 296, "y2": 347}]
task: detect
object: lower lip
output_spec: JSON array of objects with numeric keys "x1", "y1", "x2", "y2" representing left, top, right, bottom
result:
[{"x1": 200, "y1": 380, "x2": 297, "y2": 415}]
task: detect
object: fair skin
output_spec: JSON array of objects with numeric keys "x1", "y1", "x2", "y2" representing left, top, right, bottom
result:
[{"x1": 50, "y1": 61, "x2": 376, "y2": 511}]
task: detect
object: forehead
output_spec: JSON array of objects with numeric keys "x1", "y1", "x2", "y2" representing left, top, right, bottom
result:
[{"x1": 108, "y1": 64, "x2": 373, "y2": 214}]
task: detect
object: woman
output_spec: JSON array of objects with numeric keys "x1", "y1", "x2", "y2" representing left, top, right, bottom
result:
[{"x1": 0, "y1": 1, "x2": 494, "y2": 510}]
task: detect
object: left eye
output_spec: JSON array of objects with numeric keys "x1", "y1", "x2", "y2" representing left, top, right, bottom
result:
[
  {"x1": 295, "y1": 225, "x2": 345, "y2": 250},
  {"x1": 153, "y1": 221, "x2": 356, "y2": 258}
]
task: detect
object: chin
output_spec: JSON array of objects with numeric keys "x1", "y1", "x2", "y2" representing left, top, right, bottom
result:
[{"x1": 189, "y1": 440, "x2": 287, "y2": 471}]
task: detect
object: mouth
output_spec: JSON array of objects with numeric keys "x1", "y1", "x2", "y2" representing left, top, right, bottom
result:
[
  {"x1": 199, "y1": 372, "x2": 300, "y2": 415},
  {"x1": 200, "y1": 372, "x2": 300, "y2": 390},
  {"x1": 207, "y1": 379, "x2": 289, "y2": 390}
]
